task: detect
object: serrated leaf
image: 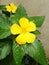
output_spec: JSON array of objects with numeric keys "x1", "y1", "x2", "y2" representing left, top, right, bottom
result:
[
  {"x1": 28, "y1": 16, "x2": 45, "y2": 27},
  {"x1": 10, "y1": 4, "x2": 27, "y2": 24},
  {"x1": 28, "y1": 39, "x2": 48, "y2": 65},
  {"x1": 0, "y1": 41, "x2": 11, "y2": 60},
  {"x1": 13, "y1": 40, "x2": 27, "y2": 65}
]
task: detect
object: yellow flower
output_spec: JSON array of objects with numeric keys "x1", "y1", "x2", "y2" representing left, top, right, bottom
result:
[
  {"x1": 10, "y1": 17, "x2": 36, "y2": 44},
  {"x1": 6, "y1": 3, "x2": 17, "y2": 13}
]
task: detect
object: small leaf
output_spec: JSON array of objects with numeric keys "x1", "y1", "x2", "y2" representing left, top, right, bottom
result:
[
  {"x1": 0, "y1": 41, "x2": 11, "y2": 60},
  {"x1": 32, "y1": 30, "x2": 41, "y2": 35},
  {"x1": 28, "y1": 39, "x2": 48, "y2": 65},
  {"x1": 10, "y1": 4, "x2": 27, "y2": 24},
  {"x1": 28, "y1": 16, "x2": 45, "y2": 27},
  {"x1": 13, "y1": 40, "x2": 27, "y2": 65}
]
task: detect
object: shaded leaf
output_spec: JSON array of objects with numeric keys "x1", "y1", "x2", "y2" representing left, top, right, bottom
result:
[
  {"x1": 0, "y1": 53, "x2": 16, "y2": 65},
  {"x1": 22, "y1": 54, "x2": 37, "y2": 65},
  {"x1": 0, "y1": 41, "x2": 11, "y2": 60}
]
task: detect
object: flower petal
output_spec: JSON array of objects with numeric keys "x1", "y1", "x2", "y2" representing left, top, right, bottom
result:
[
  {"x1": 6, "y1": 5, "x2": 11, "y2": 12},
  {"x1": 10, "y1": 3, "x2": 17, "y2": 13},
  {"x1": 19, "y1": 17, "x2": 29, "y2": 29},
  {"x1": 25, "y1": 32, "x2": 36, "y2": 43},
  {"x1": 12, "y1": 6, "x2": 17, "y2": 13},
  {"x1": 16, "y1": 33, "x2": 26, "y2": 44},
  {"x1": 10, "y1": 24, "x2": 22, "y2": 35},
  {"x1": 19, "y1": 18, "x2": 36, "y2": 32},
  {"x1": 27, "y1": 21, "x2": 36, "y2": 32},
  {"x1": 10, "y1": 3, "x2": 15, "y2": 7},
  {"x1": 16, "y1": 32, "x2": 36, "y2": 44}
]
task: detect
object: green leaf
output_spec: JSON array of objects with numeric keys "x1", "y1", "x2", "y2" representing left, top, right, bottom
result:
[
  {"x1": 22, "y1": 54, "x2": 37, "y2": 65},
  {"x1": 0, "y1": 5, "x2": 5, "y2": 11},
  {"x1": 0, "y1": 41, "x2": 11, "y2": 60},
  {"x1": 0, "y1": 28, "x2": 11, "y2": 39},
  {"x1": 13, "y1": 39, "x2": 48, "y2": 65},
  {"x1": 10, "y1": 15, "x2": 18, "y2": 24},
  {"x1": 10, "y1": 4, "x2": 27, "y2": 24},
  {"x1": 0, "y1": 14, "x2": 11, "y2": 39},
  {"x1": 0, "y1": 14, "x2": 10, "y2": 29},
  {"x1": 15, "y1": 4, "x2": 27, "y2": 17},
  {"x1": 13, "y1": 40, "x2": 27, "y2": 65},
  {"x1": 32, "y1": 30, "x2": 41, "y2": 35},
  {"x1": 0, "y1": 53, "x2": 16, "y2": 65},
  {"x1": 28, "y1": 16, "x2": 45, "y2": 27},
  {"x1": 28, "y1": 39, "x2": 48, "y2": 65}
]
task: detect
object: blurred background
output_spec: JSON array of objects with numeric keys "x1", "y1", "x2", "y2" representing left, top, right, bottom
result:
[{"x1": 0, "y1": 0, "x2": 49, "y2": 59}]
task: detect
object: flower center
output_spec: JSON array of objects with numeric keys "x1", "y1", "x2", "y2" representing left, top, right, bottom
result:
[{"x1": 22, "y1": 28, "x2": 28, "y2": 33}]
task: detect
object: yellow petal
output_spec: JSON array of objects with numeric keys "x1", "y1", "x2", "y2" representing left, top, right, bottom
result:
[
  {"x1": 16, "y1": 33, "x2": 26, "y2": 44},
  {"x1": 10, "y1": 3, "x2": 17, "y2": 13},
  {"x1": 27, "y1": 21, "x2": 36, "y2": 32},
  {"x1": 25, "y1": 32, "x2": 36, "y2": 43},
  {"x1": 19, "y1": 18, "x2": 36, "y2": 33},
  {"x1": 12, "y1": 6, "x2": 17, "y2": 13},
  {"x1": 16, "y1": 32, "x2": 36, "y2": 44},
  {"x1": 10, "y1": 24, "x2": 22, "y2": 35},
  {"x1": 19, "y1": 17, "x2": 29, "y2": 29},
  {"x1": 10, "y1": 3, "x2": 15, "y2": 7},
  {"x1": 6, "y1": 5, "x2": 11, "y2": 12}
]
